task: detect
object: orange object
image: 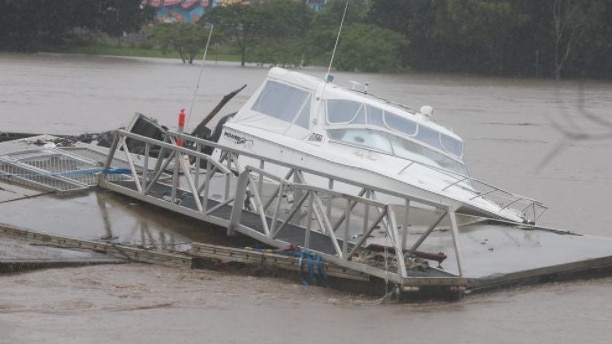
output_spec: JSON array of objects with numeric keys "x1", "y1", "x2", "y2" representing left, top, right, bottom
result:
[{"x1": 177, "y1": 108, "x2": 186, "y2": 147}]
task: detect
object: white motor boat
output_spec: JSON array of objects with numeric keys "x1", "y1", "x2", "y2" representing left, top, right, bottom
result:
[{"x1": 213, "y1": 67, "x2": 544, "y2": 228}]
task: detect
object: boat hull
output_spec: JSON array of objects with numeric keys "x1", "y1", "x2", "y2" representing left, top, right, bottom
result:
[{"x1": 216, "y1": 125, "x2": 526, "y2": 224}]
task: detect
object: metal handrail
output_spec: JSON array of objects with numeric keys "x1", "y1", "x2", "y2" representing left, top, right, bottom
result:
[
  {"x1": 99, "y1": 129, "x2": 470, "y2": 282},
  {"x1": 397, "y1": 158, "x2": 546, "y2": 222}
]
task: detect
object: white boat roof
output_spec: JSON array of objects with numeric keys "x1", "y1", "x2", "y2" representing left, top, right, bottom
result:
[
  {"x1": 230, "y1": 67, "x2": 465, "y2": 164},
  {"x1": 263, "y1": 67, "x2": 461, "y2": 141}
]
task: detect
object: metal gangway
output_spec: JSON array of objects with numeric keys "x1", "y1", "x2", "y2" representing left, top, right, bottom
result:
[
  {"x1": 4, "y1": 129, "x2": 612, "y2": 299},
  {"x1": 97, "y1": 126, "x2": 475, "y2": 296}
]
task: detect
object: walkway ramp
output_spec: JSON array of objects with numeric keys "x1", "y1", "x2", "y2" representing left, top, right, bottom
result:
[
  {"x1": 93, "y1": 125, "x2": 612, "y2": 299},
  {"x1": 4, "y1": 128, "x2": 612, "y2": 299}
]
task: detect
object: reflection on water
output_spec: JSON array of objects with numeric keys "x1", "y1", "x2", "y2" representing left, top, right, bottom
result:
[
  {"x1": 91, "y1": 190, "x2": 257, "y2": 250},
  {"x1": 95, "y1": 191, "x2": 190, "y2": 251},
  {"x1": 93, "y1": 189, "x2": 258, "y2": 249},
  {"x1": 0, "y1": 189, "x2": 255, "y2": 253}
]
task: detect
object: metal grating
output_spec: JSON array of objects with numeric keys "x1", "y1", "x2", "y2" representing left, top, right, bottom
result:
[{"x1": 0, "y1": 148, "x2": 131, "y2": 193}]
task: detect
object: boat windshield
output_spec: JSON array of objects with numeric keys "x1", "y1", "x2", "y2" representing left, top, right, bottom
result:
[
  {"x1": 325, "y1": 99, "x2": 463, "y2": 158},
  {"x1": 327, "y1": 128, "x2": 468, "y2": 176}
]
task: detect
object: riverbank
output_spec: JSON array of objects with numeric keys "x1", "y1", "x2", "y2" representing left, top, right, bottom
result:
[{"x1": 54, "y1": 43, "x2": 242, "y2": 64}]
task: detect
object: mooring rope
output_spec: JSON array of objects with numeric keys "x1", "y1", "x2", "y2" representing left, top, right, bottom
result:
[{"x1": 244, "y1": 246, "x2": 329, "y2": 287}]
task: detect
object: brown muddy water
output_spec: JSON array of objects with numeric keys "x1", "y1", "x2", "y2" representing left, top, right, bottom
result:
[{"x1": 1, "y1": 52, "x2": 612, "y2": 343}]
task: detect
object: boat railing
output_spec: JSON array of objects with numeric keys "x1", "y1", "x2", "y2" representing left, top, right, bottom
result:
[{"x1": 398, "y1": 159, "x2": 547, "y2": 223}]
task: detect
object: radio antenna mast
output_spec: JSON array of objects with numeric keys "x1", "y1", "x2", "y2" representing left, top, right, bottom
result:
[
  {"x1": 187, "y1": 24, "x2": 214, "y2": 127},
  {"x1": 325, "y1": 1, "x2": 348, "y2": 82}
]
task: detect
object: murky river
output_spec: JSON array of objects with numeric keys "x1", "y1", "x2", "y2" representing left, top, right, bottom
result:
[{"x1": 1, "y1": 53, "x2": 612, "y2": 343}]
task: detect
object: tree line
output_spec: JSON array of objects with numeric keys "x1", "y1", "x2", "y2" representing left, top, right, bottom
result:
[
  {"x1": 369, "y1": 0, "x2": 612, "y2": 80},
  {"x1": 0, "y1": 0, "x2": 156, "y2": 51},
  {"x1": 1, "y1": 0, "x2": 611, "y2": 80}
]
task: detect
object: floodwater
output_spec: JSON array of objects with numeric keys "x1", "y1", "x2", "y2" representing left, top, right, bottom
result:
[{"x1": 1, "y1": 52, "x2": 612, "y2": 343}]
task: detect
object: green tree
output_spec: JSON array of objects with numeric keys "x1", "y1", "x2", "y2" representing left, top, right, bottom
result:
[
  {"x1": 203, "y1": 3, "x2": 264, "y2": 66},
  {"x1": 368, "y1": 0, "x2": 612, "y2": 79},
  {"x1": 310, "y1": 0, "x2": 369, "y2": 28},
  {"x1": 333, "y1": 24, "x2": 406, "y2": 72},
  {"x1": 248, "y1": 0, "x2": 314, "y2": 67},
  {"x1": 95, "y1": 0, "x2": 157, "y2": 46},
  {"x1": 204, "y1": 1, "x2": 314, "y2": 67},
  {"x1": 307, "y1": 0, "x2": 406, "y2": 72},
  {"x1": 573, "y1": 1, "x2": 612, "y2": 78},
  {"x1": 150, "y1": 23, "x2": 210, "y2": 64},
  {"x1": 0, "y1": 0, "x2": 154, "y2": 52},
  {"x1": 550, "y1": 0, "x2": 606, "y2": 79},
  {"x1": 432, "y1": 0, "x2": 530, "y2": 75},
  {"x1": 369, "y1": 0, "x2": 426, "y2": 68}
]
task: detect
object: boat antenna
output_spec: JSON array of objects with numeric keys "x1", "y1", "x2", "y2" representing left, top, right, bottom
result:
[
  {"x1": 325, "y1": 1, "x2": 348, "y2": 82},
  {"x1": 186, "y1": 23, "x2": 214, "y2": 128}
]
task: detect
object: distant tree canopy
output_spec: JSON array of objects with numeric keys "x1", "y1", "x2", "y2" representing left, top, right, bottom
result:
[
  {"x1": 368, "y1": 0, "x2": 612, "y2": 79},
  {"x1": 306, "y1": 0, "x2": 407, "y2": 72},
  {"x1": 0, "y1": 0, "x2": 155, "y2": 51},
  {"x1": 203, "y1": 0, "x2": 314, "y2": 67},
  {"x1": 200, "y1": 0, "x2": 611, "y2": 78},
  {"x1": 149, "y1": 23, "x2": 210, "y2": 64},
  {"x1": 203, "y1": 0, "x2": 405, "y2": 72},
  {"x1": 1, "y1": 0, "x2": 610, "y2": 79}
]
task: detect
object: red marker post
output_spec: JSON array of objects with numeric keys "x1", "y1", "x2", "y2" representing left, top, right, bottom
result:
[
  {"x1": 172, "y1": 108, "x2": 186, "y2": 202},
  {"x1": 177, "y1": 108, "x2": 186, "y2": 147}
]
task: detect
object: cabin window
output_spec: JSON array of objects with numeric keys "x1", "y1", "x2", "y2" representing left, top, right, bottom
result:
[
  {"x1": 384, "y1": 111, "x2": 417, "y2": 136},
  {"x1": 294, "y1": 96, "x2": 312, "y2": 128},
  {"x1": 328, "y1": 128, "x2": 467, "y2": 175},
  {"x1": 440, "y1": 133, "x2": 463, "y2": 157},
  {"x1": 366, "y1": 105, "x2": 385, "y2": 127},
  {"x1": 415, "y1": 125, "x2": 440, "y2": 149},
  {"x1": 251, "y1": 81, "x2": 310, "y2": 128},
  {"x1": 328, "y1": 100, "x2": 417, "y2": 137},
  {"x1": 389, "y1": 135, "x2": 467, "y2": 175},
  {"x1": 326, "y1": 100, "x2": 365, "y2": 124},
  {"x1": 327, "y1": 129, "x2": 392, "y2": 154},
  {"x1": 325, "y1": 98, "x2": 463, "y2": 159}
]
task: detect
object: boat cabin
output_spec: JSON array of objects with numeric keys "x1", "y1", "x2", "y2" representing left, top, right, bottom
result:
[{"x1": 231, "y1": 67, "x2": 468, "y2": 176}]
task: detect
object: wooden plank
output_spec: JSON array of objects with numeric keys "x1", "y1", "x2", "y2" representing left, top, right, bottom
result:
[
  {"x1": 0, "y1": 259, "x2": 125, "y2": 273},
  {"x1": 190, "y1": 242, "x2": 370, "y2": 281},
  {"x1": 0, "y1": 224, "x2": 193, "y2": 269}
]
